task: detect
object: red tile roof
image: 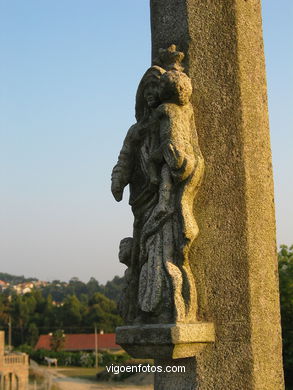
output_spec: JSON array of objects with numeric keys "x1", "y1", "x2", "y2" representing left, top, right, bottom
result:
[{"x1": 35, "y1": 333, "x2": 120, "y2": 351}]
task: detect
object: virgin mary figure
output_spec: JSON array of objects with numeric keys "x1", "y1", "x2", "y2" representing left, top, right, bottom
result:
[{"x1": 112, "y1": 51, "x2": 204, "y2": 324}]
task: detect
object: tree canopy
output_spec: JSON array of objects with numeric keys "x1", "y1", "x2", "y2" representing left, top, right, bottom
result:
[
  {"x1": 0, "y1": 278, "x2": 123, "y2": 346},
  {"x1": 278, "y1": 244, "x2": 293, "y2": 388}
]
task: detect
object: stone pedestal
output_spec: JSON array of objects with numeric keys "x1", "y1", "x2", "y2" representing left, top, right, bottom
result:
[
  {"x1": 154, "y1": 358, "x2": 197, "y2": 390},
  {"x1": 116, "y1": 323, "x2": 215, "y2": 359}
]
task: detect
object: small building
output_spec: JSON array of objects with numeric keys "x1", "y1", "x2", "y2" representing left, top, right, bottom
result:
[
  {"x1": 35, "y1": 333, "x2": 120, "y2": 352},
  {"x1": 0, "y1": 281, "x2": 9, "y2": 292},
  {"x1": 0, "y1": 331, "x2": 29, "y2": 390}
]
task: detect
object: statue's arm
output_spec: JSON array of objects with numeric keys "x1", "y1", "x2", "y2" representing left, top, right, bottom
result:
[
  {"x1": 158, "y1": 104, "x2": 195, "y2": 182},
  {"x1": 111, "y1": 125, "x2": 136, "y2": 201}
]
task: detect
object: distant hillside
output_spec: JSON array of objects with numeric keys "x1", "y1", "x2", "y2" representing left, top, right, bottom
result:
[
  {"x1": 0, "y1": 272, "x2": 38, "y2": 284},
  {"x1": 0, "y1": 271, "x2": 124, "y2": 304},
  {"x1": 41, "y1": 275, "x2": 125, "y2": 304}
]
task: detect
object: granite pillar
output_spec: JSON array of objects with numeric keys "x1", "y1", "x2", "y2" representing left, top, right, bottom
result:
[{"x1": 150, "y1": 1, "x2": 284, "y2": 389}]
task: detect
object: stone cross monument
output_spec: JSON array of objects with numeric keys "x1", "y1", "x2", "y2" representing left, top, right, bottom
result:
[{"x1": 112, "y1": 1, "x2": 284, "y2": 389}]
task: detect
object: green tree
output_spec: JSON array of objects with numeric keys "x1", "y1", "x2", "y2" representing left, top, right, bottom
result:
[
  {"x1": 86, "y1": 277, "x2": 101, "y2": 296},
  {"x1": 62, "y1": 295, "x2": 83, "y2": 329},
  {"x1": 50, "y1": 329, "x2": 65, "y2": 352},
  {"x1": 27, "y1": 322, "x2": 39, "y2": 347},
  {"x1": 0, "y1": 295, "x2": 10, "y2": 327},
  {"x1": 103, "y1": 276, "x2": 124, "y2": 302},
  {"x1": 68, "y1": 277, "x2": 87, "y2": 297},
  {"x1": 86, "y1": 293, "x2": 122, "y2": 332},
  {"x1": 10, "y1": 295, "x2": 31, "y2": 344},
  {"x1": 278, "y1": 245, "x2": 293, "y2": 388}
]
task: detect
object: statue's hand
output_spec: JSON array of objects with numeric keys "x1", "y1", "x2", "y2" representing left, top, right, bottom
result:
[{"x1": 111, "y1": 179, "x2": 124, "y2": 202}]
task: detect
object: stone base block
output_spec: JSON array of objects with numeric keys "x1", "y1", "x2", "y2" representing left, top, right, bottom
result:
[{"x1": 116, "y1": 323, "x2": 215, "y2": 359}]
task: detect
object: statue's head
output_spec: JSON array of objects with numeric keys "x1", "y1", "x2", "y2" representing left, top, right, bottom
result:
[
  {"x1": 119, "y1": 237, "x2": 133, "y2": 267},
  {"x1": 135, "y1": 46, "x2": 190, "y2": 119},
  {"x1": 159, "y1": 70, "x2": 192, "y2": 106},
  {"x1": 135, "y1": 65, "x2": 166, "y2": 121}
]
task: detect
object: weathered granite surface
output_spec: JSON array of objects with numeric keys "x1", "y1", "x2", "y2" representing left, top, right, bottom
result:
[
  {"x1": 112, "y1": 45, "x2": 214, "y2": 362},
  {"x1": 116, "y1": 323, "x2": 215, "y2": 359},
  {"x1": 112, "y1": 45, "x2": 205, "y2": 326},
  {"x1": 154, "y1": 358, "x2": 197, "y2": 390},
  {"x1": 150, "y1": 0, "x2": 284, "y2": 389}
]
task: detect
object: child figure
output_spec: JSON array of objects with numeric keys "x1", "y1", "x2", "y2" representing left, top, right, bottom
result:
[
  {"x1": 138, "y1": 68, "x2": 200, "y2": 321},
  {"x1": 148, "y1": 69, "x2": 194, "y2": 218}
]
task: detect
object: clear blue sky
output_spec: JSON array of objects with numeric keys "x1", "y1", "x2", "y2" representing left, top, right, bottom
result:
[{"x1": 0, "y1": 1, "x2": 292, "y2": 283}]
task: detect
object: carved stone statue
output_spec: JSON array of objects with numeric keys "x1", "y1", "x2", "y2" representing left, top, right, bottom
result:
[{"x1": 112, "y1": 45, "x2": 204, "y2": 325}]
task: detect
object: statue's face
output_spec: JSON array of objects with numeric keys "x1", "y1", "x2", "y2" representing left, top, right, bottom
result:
[{"x1": 143, "y1": 82, "x2": 160, "y2": 108}]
